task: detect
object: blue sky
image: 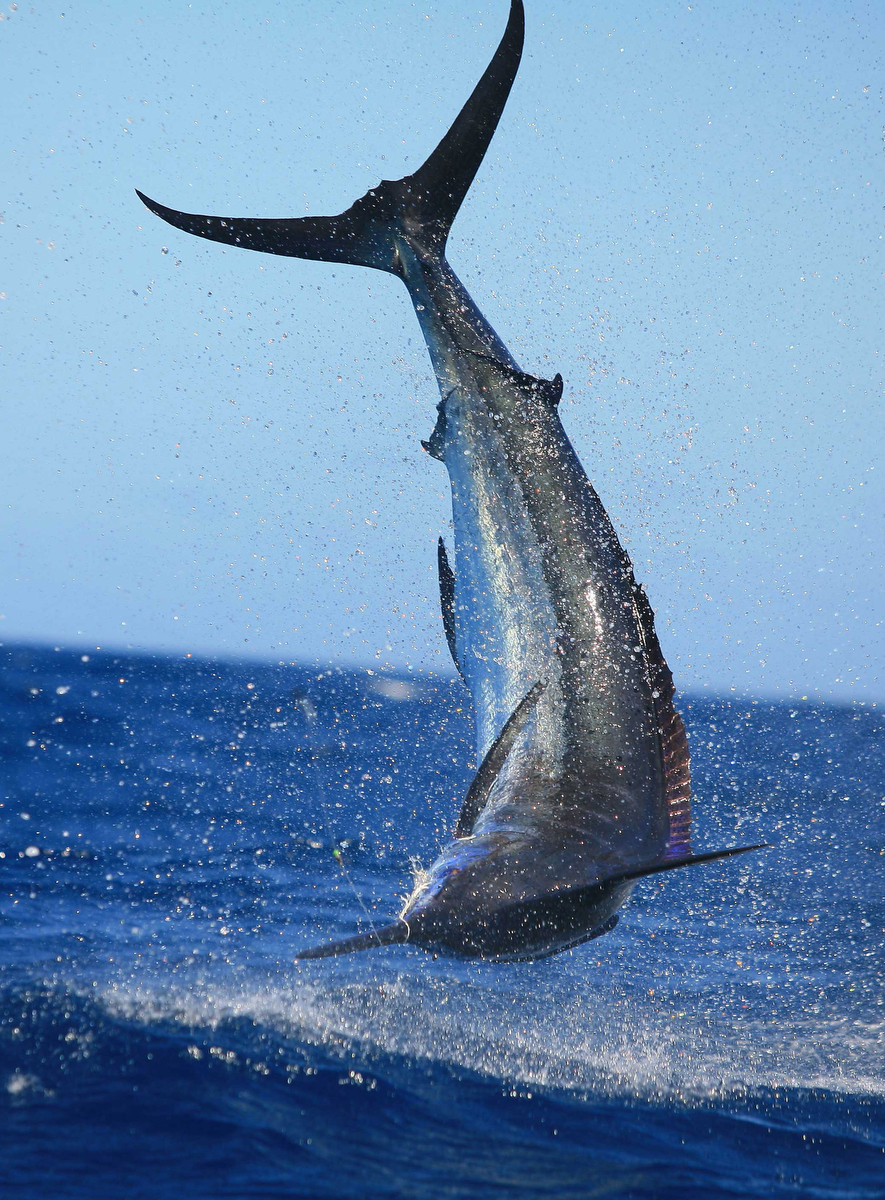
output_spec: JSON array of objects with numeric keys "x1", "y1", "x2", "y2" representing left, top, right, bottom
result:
[{"x1": 3, "y1": 0, "x2": 883, "y2": 701}]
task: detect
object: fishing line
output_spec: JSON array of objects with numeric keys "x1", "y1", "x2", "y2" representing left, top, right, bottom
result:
[{"x1": 292, "y1": 689, "x2": 382, "y2": 947}]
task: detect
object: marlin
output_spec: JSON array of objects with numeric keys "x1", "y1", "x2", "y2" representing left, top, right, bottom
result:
[{"x1": 137, "y1": 0, "x2": 766, "y2": 961}]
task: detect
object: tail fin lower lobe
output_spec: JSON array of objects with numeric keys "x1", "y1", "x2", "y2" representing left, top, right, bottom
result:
[{"x1": 137, "y1": 1, "x2": 524, "y2": 276}]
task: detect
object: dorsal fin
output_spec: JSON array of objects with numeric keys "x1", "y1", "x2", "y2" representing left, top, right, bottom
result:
[
  {"x1": 633, "y1": 583, "x2": 692, "y2": 860},
  {"x1": 455, "y1": 680, "x2": 546, "y2": 838},
  {"x1": 437, "y1": 537, "x2": 466, "y2": 685},
  {"x1": 520, "y1": 370, "x2": 563, "y2": 407},
  {"x1": 492, "y1": 366, "x2": 563, "y2": 408},
  {"x1": 541, "y1": 372, "x2": 564, "y2": 407}
]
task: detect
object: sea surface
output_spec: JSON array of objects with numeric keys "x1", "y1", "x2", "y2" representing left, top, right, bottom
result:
[{"x1": 1, "y1": 642, "x2": 883, "y2": 1198}]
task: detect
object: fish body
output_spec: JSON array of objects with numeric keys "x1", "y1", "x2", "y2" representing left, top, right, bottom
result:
[
  {"x1": 137, "y1": 1, "x2": 764, "y2": 961},
  {"x1": 397, "y1": 247, "x2": 668, "y2": 959}
]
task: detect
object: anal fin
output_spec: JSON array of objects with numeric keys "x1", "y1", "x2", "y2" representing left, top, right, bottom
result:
[
  {"x1": 422, "y1": 400, "x2": 448, "y2": 462},
  {"x1": 455, "y1": 680, "x2": 546, "y2": 837}
]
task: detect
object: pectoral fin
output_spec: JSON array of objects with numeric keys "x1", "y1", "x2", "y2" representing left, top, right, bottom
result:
[{"x1": 608, "y1": 842, "x2": 771, "y2": 886}]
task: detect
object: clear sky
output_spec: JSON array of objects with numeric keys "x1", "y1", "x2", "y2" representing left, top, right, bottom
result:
[{"x1": 4, "y1": 0, "x2": 883, "y2": 702}]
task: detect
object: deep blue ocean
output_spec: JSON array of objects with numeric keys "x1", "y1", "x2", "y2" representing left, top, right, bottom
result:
[{"x1": 1, "y1": 642, "x2": 883, "y2": 1198}]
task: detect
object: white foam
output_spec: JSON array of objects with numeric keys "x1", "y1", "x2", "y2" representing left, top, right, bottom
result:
[{"x1": 98, "y1": 959, "x2": 885, "y2": 1106}]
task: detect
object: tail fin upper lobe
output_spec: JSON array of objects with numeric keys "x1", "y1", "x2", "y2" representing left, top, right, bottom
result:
[{"x1": 137, "y1": 1, "x2": 524, "y2": 275}]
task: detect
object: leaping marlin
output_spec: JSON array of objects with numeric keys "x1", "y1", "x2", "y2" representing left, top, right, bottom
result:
[{"x1": 138, "y1": 0, "x2": 766, "y2": 961}]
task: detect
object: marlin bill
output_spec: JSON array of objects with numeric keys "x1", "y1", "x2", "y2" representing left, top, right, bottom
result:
[{"x1": 137, "y1": 0, "x2": 767, "y2": 961}]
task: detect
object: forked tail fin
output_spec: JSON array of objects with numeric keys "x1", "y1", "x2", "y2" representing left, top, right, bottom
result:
[
  {"x1": 136, "y1": 1, "x2": 524, "y2": 275},
  {"x1": 294, "y1": 920, "x2": 409, "y2": 961}
]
